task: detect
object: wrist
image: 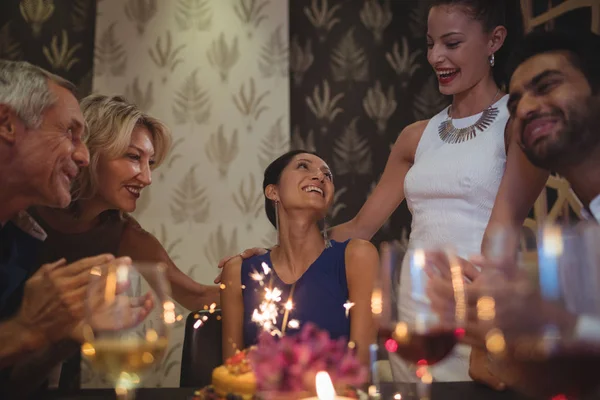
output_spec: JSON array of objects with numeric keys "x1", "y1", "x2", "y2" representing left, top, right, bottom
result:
[{"x1": 12, "y1": 317, "x2": 47, "y2": 352}]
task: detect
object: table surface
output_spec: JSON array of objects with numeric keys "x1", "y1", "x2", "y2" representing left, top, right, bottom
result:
[{"x1": 41, "y1": 382, "x2": 536, "y2": 399}]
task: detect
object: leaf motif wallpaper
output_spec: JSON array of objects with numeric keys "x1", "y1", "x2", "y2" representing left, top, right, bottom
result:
[
  {"x1": 290, "y1": 0, "x2": 445, "y2": 246},
  {"x1": 89, "y1": 0, "x2": 289, "y2": 388},
  {"x1": 0, "y1": 0, "x2": 97, "y2": 97}
]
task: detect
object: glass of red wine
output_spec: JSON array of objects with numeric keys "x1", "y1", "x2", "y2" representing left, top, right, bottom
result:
[
  {"x1": 374, "y1": 241, "x2": 466, "y2": 399},
  {"x1": 478, "y1": 222, "x2": 600, "y2": 399},
  {"x1": 481, "y1": 222, "x2": 600, "y2": 352},
  {"x1": 532, "y1": 222, "x2": 600, "y2": 353}
]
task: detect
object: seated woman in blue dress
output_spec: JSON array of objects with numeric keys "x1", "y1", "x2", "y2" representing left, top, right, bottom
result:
[{"x1": 221, "y1": 150, "x2": 378, "y2": 365}]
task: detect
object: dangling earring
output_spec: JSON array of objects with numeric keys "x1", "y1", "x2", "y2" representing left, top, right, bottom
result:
[
  {"x1": 274, "y1": 201, "x2": 280, "y2": 246},
  {"x1": 489, "y1": 53, "x2": 495, "y2": 67},
  {"x1": 322, "y1": 218, "x2": 332, "y2": 248}
]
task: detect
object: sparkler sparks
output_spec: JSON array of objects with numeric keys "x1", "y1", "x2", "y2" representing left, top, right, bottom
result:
[
  {"x1": 264, "y1": 287, "x2": 282, "y2": 302},
  {"x1": 343, "y1": 300, "x2": 355, "y2": 318},
  {"x1": 288, "y1": 319, "x2": 300, "y2": 329},
  {"x1": 250, "y1": 262, "x2": 298, "y2": 337},
  {"x1": 284, "y1": 300, "x2": 293, "y2": 311}
]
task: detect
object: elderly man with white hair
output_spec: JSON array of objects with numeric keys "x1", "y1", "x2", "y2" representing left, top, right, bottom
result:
[{"x1": 0, "y1": 60, "x2": 119, "y2": 395}]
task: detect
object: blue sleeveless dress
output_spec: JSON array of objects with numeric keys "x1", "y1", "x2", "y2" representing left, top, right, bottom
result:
[{"x1": 241, "y1": 239, "x2": 351, "y2": 347}]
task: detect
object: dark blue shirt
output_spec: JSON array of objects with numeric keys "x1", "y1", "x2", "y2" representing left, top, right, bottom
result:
[
  {"x1": 241, "y1": 240, "x2": 351, "y2": 347},
  {"x1": 0, "y1": 215, "x2": 45, "y2": 396},
  {"x1": 0, "y1": 218, "x2": 44, "y2": 320}
]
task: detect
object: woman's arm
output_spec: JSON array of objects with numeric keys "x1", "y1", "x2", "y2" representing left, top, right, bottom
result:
[
  {"x1": 481, "y1": 120, "x2": 549, "y2": 256},
  {"x1": 119, "y1": 217, "x2": 220, "y2": 310},
  {"x1": 345, "y1": 239, "x2": 379, "y2": 366},
  {"x1": 220, "y1": 256, "x2": 244, "y2": 360},
  {"x1": 331, "y1": 121, "x2": 427, "y2": 242}
]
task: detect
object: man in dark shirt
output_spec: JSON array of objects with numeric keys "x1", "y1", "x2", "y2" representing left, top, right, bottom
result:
[{"x1": 0, "y1": 60, "x2": 117, "y2": 394}]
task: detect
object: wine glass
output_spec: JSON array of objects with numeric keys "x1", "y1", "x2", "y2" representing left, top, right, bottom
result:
[
  {"x1": 536, "y1": 221, "x2": 600, "y2": 351},
  {"x1": 374, "y1": 241, "x2": 466, "y2": 399},
  {"x1": 82, "y1": 260, "x2": 173, "y2": 400},
  {"x1": 482, "y1": 222, "x2": 600, "y2": 356},
  {"x1": 478, "y1": 222, "x2": 600, "y2": 399}
]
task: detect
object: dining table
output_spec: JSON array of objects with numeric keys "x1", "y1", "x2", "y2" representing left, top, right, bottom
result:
[{"x1": 41, "y1": 382, "x2": 540, "y2": 399}]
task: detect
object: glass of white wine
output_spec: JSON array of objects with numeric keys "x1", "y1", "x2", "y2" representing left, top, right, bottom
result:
[{"x1": 82, "y1": 260, "x2": 173, "y2": 399}]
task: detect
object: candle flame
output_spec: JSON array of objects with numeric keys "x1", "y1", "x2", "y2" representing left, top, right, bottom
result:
[
  {"x1": 315, "y1": 371, "x2": 335, "y2": 400},
  {"x1": 413, "y1": 249, "x2": 425, "y2": 268}
]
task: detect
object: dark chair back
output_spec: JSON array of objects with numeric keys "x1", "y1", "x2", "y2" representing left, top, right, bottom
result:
[{"x1": 180, "y1": 309, "x2": 223, "y2": 387}]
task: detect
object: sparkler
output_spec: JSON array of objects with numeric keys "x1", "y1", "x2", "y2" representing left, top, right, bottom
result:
[
  {"x1": 250, "y1": 262, "x2": 297, "y2": 337},
  {"x1": 343, "y1": 301, "x2": 355, "y2": 318}
]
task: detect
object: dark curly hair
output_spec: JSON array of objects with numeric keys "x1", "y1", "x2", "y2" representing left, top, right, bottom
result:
[{"x1": 506, "y1": 29, "x2": 600, "y2": 94}]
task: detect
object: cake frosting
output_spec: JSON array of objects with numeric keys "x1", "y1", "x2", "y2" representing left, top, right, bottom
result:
[{"x1": 212, "y1": 349, "x2": 256, "y2": 399}]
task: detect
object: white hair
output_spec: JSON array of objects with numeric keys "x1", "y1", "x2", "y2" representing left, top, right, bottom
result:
[{"x1": 0, "y1": 60, "x2": 76, "y2": 128}]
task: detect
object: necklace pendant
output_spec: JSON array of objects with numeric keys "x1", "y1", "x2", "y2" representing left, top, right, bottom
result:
[{"x1": 438, "y1": 105, "x2": 499, "y2": 144}]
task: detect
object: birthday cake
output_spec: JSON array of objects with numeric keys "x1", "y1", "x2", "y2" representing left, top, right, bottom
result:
[
  {"x1": 195, "y1": 323, "x2": 365, "y2": 399},
  {"x1": 195, "y1": 348, "x2": 257, "y2": 400}
]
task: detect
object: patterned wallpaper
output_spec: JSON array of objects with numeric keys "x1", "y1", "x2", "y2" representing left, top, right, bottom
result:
[
  {"x1": 89, "y1": 0, "x2": 289, "y2": 388},
  {"x1": 0, "y1": 0, "x2": 96, "y2": 97},
  {"x1": 289, "y1": 0, "x2": 448, "y2": 247}
]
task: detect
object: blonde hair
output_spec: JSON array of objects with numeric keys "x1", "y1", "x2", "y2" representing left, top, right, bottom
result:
[{"x1": 73, "y1": 94, "x2": 172, "y2": 201}]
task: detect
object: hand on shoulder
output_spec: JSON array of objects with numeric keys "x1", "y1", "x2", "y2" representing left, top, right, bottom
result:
[{"x1": 223, "y1": 254, "x2": 243, "y2": 270}]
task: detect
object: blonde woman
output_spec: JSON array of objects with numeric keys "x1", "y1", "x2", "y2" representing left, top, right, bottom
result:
[{"x1": 30, "y1": 94, "x2": 219, "y2": 311}]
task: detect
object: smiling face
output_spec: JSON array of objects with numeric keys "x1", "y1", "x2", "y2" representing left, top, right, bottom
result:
[
  {"x1": 10, "y1": 81, "x2": 89, "y2": 208},
  {"x1": 94, "y1": 125, "x2": 155, "y2": 212},
  {"x1": 266, "y1": 153, "x2": 334, "y2": 221},
  {"x1": 427, "y1": 5, "x2": 501, "y2": 95},
  {"x1": 508, "y1": 51, "x2": 600, "y2": 170}
]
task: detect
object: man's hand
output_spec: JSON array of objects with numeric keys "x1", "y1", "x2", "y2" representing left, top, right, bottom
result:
[
  {"x1": 73, "y1": 291, "x2": 154, "y2": 343},
  {"x1": 214, "y1": 247, "x2": 268, "y2": 283},
  {"x1": 424, "y1": 252, "x2": 484, "y2": 334},
  {"x1": 422, "y1": 252, "x2": 507, "y2": 390},
  {"x1": 14, "y1": 254, "x2": 116, "y2": 348},
  {"x1": 424, "y1": 251, "x2": 482, "y2": 282},
  {"x1": 68, "y1": 256, "x2": 154, "y2": 342},
  {"x1": 469, "y1": 349, "x2": 506, "y2": 391}
]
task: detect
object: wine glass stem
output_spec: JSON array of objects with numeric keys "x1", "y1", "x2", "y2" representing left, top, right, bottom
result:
[
  {"x1": 416, "y1": 365, "x2": 431, "y2": 400},
  {"x1": 116, "y1": 388, "x2": 135, "y2": 400}
]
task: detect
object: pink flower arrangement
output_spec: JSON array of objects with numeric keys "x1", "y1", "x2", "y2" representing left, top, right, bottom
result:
[{"x1": 248, "y1": 323, "x2": 367, "y2": 396}]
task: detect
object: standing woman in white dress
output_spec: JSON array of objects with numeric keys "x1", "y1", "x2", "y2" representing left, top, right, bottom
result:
[
  {"x1": 326, "y1": 0, "x2": 549, "y2": 385},
  {"x1": 217, "y1": 0, "x2": 549, "y2": 388}
]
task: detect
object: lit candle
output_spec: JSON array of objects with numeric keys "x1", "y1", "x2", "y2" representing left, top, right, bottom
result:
[
  {"x1": 302, "y1": 371, "x2": 354, "y2": 400},
  {"x1": 539, "y1": 225, "x2": 563, "y2": 301}
]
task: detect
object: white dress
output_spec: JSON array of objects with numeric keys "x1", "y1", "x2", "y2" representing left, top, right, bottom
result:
[{"x1": 390, "y1": 95, "x2": 509, "y2": 382}]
